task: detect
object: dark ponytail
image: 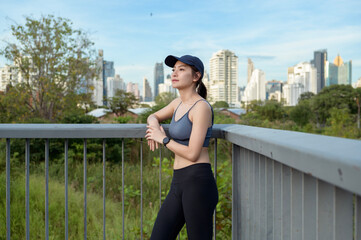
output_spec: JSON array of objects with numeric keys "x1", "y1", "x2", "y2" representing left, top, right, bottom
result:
[
  {"x1": 197, "y1": 81, "x2": 207, "y2": 99},
  {"x1": 190, "y1": 65, "x2": 207, "y2": 99}
]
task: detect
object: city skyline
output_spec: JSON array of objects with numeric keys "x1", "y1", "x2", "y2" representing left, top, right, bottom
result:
[{"x1": 0, "y1": 0, "x2": 360, "y2": 90}]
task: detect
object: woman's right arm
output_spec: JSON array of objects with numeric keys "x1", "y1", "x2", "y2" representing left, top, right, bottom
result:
[{"x1": 146, "y1": 98, "x2": 180, "y2": 150}]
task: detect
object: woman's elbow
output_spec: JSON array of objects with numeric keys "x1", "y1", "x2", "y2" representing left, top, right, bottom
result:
[
  {"x1": 147, "y1": 114, "x2": 158, "y2": 124},
  {"x1": 187, "y1": 150, "x2": 202, "y2": 162}
]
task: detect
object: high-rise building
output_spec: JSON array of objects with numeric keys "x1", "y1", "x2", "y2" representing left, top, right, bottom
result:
[
  {"x1": 283, "y1": 62, "x2": 317, "y2": 106},
  {"x1": 93, "y1": 49, "x2": 115, "y2": 106},
  {"x1": 154, "y1": 63, "x2": 164, "y2": 98},
  {"x1": 209, "y1": 49, "x2": 239, "y2": 106},
  {"x1": 283, "y1": 83, "x2": 304, "y2": 106},
  {"x1": 265, "y1": 80, "x2": 283, "y2": 101},
  {"x1": 158, "y1": 74, "x2": 177, "y2": 96},
  {"x1": 243, "y1": 69, "x2": 266, "y2": 103},
  {"x1": 325, "y1": 55, "x2": 352, "y2": 86},
  {"x1": 247, "y1": 58, "x2": 254, "y2": 83},
  {"x1": 107, "y1": 74, "x2": 125, "y2": 99},
  {"x1": 202, "y1": 70, "x2": 210, "y2": 90},
  {"x1": 289, "y1": 62, "x2": 317, "y2": 93},
  {"x1": 356, "y1": 77, "x2": 361, "y2": 88},
  {"x1": 143, "y1": 77, "x2": 153, "y2": 102},
  {"x1": 127, "y1": 82, "x2": 140, "y2": 100},
  {"x1": 311, "y1": 49, "x2": 327, "y2": 93},
  {"x1": 0, "y1": 65, "x2": 22, "y2": 92}
]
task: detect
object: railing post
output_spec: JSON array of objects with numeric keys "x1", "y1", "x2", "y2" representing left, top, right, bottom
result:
[
  {"x1": 45, "y1": 139, "x2": 49, "y2": 240},
  {"x1": 356, "y1": 195, "x2": 361, "y2": 240},
  {"x1": 6, "y1": 139, "x2": 11, "y2": 240},
  {"x1": 83, "y1": 139, "x2": 87, "y2": 240},
  {"x1": 25, "y1": 139, "x2": 30, "y2": 240},
  {"x1": 121, "y1": 139, "x2": 125, "y2": 240},
  {"x1": 65, "y1": 139, "x2": 69, "y2": 240},
  {"x1": 140, "y1": 139, "x2": 143, "y2": 240},
  {"x1": 213, "y1": 138, "x2": 217, "y2": 240},
  {"x1": 232, "y1": 144, "x2": 241, "y2": 240},
  {"x1": 103, "y1": 139, "x2": 106, "y2": 240},
  {"x1": 159, "y1": 147, "x2": 162, "y2": 208}
]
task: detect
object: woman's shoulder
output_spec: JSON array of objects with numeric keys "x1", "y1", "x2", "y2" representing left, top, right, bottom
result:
[
  {"x1": 195, "y1": 98, "x2": 212, "y2": 110},
  {"x1": 190, "y1": 99, "x2": 212, "y2": 117}
]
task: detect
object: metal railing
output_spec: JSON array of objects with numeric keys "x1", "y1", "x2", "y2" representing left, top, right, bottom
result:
[
  {"x1": 222, "y1": 125, "x2": 361, "y2": 240},
  {"x1": 1, "y1": 124, "x2": 361, "y2": 240},
  {"x1": 0, "y1": 124, "x2": 223, "y2": 240}
]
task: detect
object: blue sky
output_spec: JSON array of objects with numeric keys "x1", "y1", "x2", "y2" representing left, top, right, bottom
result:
[{"x1": 0, "y1": 0, "x2": 360, "y2": 89}]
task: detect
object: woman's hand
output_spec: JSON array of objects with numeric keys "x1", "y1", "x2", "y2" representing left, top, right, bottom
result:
[{"x1": 145, "y1": 125, "x2": 167, "y2": 151}]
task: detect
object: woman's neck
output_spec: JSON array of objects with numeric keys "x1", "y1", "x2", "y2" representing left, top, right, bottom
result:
[{"x1": 178, "y1": 88, "x2": 200, "y2": 105}]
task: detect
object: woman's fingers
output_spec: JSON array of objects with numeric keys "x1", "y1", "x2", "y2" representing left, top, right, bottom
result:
[{"x1": 160, "y1": 125, "x2": 165, "y2": 134}]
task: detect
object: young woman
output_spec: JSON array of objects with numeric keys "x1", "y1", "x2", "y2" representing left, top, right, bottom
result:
[{"x1": 145, "y1": 55, "x2": 218, "y2": 239}]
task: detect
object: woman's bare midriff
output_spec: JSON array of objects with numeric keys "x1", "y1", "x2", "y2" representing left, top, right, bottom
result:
[{"x1": 173, "y1": 147, "x2": 210, "y2": 169}]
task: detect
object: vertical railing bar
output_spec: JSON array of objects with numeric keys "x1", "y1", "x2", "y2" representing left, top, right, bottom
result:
[
  {"x1": 103, "y1": 139, "x2": 106, "y2": 240},
  {"x1": 45, "y1": 139, "x2": 49, "y2": 240},
  {"x1": 122, "y1": 139, "x2": 125, "y2": 240},
  {"x1": 84, "y1": 138, "x2": 87, "y2": 240},
  {"x1": 140, "y1": 139, "x2": 143, "y2": 240},
  {"x1": 213, "y1": 138, "x2": 217, "y2": 240},
  {"x1": 356, "y1": 195, "x2": 361, "y2": 240},
  {"x1": 25, "y1": 138, "x2": 30, "y2": 240},
  {"x1": 6, "y1": 138, "x2": 11, "y2": 240},
  {"x1": 159, "y1": 147, "x2": 162, "y2": 208},
  {"x1": 65, "y1": 139, "x2": 69, "y2": 240}
]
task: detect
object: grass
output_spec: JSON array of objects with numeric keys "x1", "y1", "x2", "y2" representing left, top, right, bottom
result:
[{"x1": 0, "y1": 138, "x2": 232, "y2": 239}]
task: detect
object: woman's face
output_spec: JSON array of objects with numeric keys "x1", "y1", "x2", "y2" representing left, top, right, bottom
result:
[{"x1": 171, "y1": 61, "x2": 199, "y2": 90}]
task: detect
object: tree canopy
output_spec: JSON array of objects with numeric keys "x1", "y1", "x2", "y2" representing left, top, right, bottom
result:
[
  {"x1": 107, "y1": 89, "x2": 139, "y2": 117},
  {"x1": 311, "y1": 84, "x2": 356, "y2": 125},
  {"x1": 1, "y1": 15, "x2": 97, "y2": 122}
]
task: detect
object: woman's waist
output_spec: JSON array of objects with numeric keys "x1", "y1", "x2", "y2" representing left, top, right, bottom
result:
[
  {"x1": 173, "y1": 149, "x2": 210, "y2": 169},
  {"x1": 172, "y1": 162, "x2": 214, "y2": 183}
]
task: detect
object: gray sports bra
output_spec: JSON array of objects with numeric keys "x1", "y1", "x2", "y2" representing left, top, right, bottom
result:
[{"x1": 168, "y1": 99, "x2": 214, "y2": 147}]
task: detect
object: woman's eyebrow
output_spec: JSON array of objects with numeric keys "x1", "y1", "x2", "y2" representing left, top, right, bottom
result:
[{"x1": 174, "y1": 64, "x2": 187, "y2": 68}]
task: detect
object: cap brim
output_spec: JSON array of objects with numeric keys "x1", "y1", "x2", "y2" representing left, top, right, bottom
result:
[{"x1": 164, "y1": 55, "x2": 179, "y2": 68}]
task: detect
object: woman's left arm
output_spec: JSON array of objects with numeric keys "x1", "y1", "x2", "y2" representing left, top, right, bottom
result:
[{"x1": 145, "y1": 101, "x2": 211, "y2": 162}]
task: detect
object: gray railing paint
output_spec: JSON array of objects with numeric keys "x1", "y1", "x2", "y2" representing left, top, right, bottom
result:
[
  {"x1": 222, "y1": 124, "x2": 361, "y2": 240},
  {"x1": 2, "y1": 124, "x2": 361, "y2": 240},
  {"x1": 65, "y1": 139, "x2": 69, "y2": 240}
]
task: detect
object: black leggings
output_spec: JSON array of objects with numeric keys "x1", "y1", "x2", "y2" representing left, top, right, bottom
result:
[{"x1": 150, "y1": 163, "x2": 218, "y2": 240}]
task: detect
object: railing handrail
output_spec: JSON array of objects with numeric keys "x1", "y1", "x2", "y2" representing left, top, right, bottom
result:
[
  {"x1": 0, "y1": 123, "x2": 225, "y2": 139},
  {"x1": 221, "y1": 124, "x2": 361, "y2": 196},
  {"x1": 1, "y1": 123, "x2": 360, "y2": 194}
]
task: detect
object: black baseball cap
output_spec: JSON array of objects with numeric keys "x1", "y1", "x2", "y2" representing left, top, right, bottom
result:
[{"x1": 165, "y1": 55, "x2": 204, "y2": 79}]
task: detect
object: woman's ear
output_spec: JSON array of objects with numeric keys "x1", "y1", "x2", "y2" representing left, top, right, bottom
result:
[{"x1": 193, "y1": 72, "x2": 201, "y2": 82}]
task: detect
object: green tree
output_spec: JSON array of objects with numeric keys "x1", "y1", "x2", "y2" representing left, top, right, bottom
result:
[
  {"x1": 0, "y1": 85, "x2": 32, "y2": 122},
  {"x1": 324, "y1": 107, "x2": 355, "y2": 138},
  {"x1": 155, "y1": 92, "x2": 177, "y2": 106},
  {"x1": 257, "y1": 100, "x2": 285, "y2": 121},
  {"x1": 355, "y1": 87, "x2": 361, "y2": 129},
  {"x1": 298, "y1": 91, "x2": 315, "y2": 101},
  {"x1": 1, "y1": 15, "x2": 97, "y2": 122},
  {"x1": 138, "y1": 92, "x2": 177, "y2": 124},
  {"x1": 212, "y1": 101, "x2": 229, "y2": 108},
  {"x1": 107, "y1": 89, "x2": 138, "y2": 117},
  {"x1": 290, "y1": 99, "x2": 313, "y2": 127},
  {"x1": 245, "y1": 100, "x2": 263, "y2": 113},
  {"x1": 311, "y1": 85, "x2": 356, "y2": 126}
]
